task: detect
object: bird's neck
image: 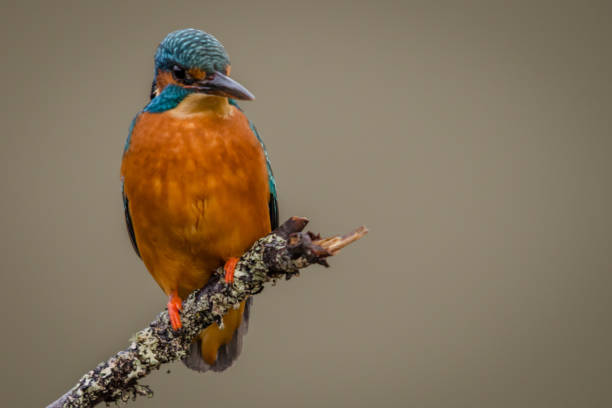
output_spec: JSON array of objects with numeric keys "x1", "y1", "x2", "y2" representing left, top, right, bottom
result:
[
  {"x1": 144, "y1": 85, "x2": 232, "y2": 117},
  {"x1": 171, "y1": 93, "x2": 232, "y2": 118}
]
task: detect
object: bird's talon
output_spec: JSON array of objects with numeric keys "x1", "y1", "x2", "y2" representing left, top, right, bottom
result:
[
  {"x1": 167, "y1": 294, "x2": 183, "y2": 330},
  {"x1": 224, "y1": 257, "x2": 239, "y2": 284}
]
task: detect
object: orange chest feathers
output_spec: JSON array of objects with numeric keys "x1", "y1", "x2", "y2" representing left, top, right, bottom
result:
[{"x1": 121, "y1": 103, "x2": 271, "y2": 294}]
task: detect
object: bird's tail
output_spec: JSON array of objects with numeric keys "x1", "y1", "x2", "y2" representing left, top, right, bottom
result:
[{"x1": 182, "y1": 297, "x2": 252, "y2": 372}]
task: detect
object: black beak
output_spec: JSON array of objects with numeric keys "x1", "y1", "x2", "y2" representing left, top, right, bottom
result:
[{"x1": 188, "y1": 71, "x2": 255, "y2": 100}]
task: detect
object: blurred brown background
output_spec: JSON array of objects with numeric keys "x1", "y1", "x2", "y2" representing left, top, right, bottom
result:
[{"x1": 1, "y1": 1, "x2": 611, "y2": 407}]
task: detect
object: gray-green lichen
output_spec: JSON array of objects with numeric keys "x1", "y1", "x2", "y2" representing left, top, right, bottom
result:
[{"x1": 46, "y1": 217, "x2": 332, "y2": 408}]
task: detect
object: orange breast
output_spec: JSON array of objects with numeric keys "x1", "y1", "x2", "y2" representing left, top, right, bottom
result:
[{"x1": 121, "y1": 104, "x2": 271, "y2": 297}]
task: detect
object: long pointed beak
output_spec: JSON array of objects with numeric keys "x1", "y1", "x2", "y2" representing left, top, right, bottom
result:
[{"x1": 188, "y1": 71, "x2": 255, "y2": 100}]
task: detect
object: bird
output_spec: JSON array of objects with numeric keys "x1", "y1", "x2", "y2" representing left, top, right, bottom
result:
[{"x1": 120, "y1": 28, "x2": 278, "y2": 372}]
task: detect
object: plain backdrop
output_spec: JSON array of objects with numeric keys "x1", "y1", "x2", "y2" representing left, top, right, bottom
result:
[{"x1": 1, "y1": 1, "x2": 611, "y2": 407}]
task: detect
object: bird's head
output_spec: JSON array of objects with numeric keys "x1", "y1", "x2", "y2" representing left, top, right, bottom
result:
[{"x1": 151, "y1": 28, "x2": 254, "y2": 101}]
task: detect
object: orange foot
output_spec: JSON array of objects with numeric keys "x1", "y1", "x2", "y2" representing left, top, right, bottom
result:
[
  {"x1": 224, "y1": 257, "x2": 239, "y2": 284},
  {"x1": 167, "y1": 293, "x2": 183, "y2": 330}
]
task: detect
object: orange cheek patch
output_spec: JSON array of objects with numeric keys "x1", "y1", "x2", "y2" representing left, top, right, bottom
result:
[
  {"x1": 187, "y1": 66, "x2": 231, "y2": 79},
  {"x1": 155, "y1": 70, "x2": 178, "y2": 94},
  {"x1": 188, "y1": 68, "x2": 207, "y2": 80}
]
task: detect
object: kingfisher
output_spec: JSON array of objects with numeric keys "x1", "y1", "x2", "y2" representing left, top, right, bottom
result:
[{"x1": 120, "y1": 28, "x2": 278, "y2": 372}]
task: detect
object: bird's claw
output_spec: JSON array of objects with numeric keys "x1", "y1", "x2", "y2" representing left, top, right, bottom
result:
[
  {"x1": 224, "y1": 257, "x2": 239, "y2": 284},
  {"x1": 167, "y1": 294, "x2": 183, "y2": 330}
]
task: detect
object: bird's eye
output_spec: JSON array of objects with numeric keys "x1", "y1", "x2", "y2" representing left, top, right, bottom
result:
[{"x1": 172, "y1": 65, "x2": 186, "y2": 80}]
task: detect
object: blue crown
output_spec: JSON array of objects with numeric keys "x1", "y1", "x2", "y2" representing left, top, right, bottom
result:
[{"x1": 154, "y1": 28, "x2": 229, "y2": 74}]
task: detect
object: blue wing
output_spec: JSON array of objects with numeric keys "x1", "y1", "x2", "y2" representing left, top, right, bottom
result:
[{"x1": 229, "y1": 99, "x2": 279, "y2": 230}]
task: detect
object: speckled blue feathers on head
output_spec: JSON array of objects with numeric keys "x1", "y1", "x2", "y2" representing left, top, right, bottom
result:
[{"x1": 155, "y1": 28, "x2": 230, "y2": 74}]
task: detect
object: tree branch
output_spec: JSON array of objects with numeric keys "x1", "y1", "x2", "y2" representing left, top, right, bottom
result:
[{"x1": 46, "y1": 217, "x2": 367, "y2": 408}]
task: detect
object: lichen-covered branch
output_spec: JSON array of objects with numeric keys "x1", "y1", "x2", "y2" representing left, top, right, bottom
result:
[{"x1": 46, "y1": 217, "x2": 367, "y2": 408}]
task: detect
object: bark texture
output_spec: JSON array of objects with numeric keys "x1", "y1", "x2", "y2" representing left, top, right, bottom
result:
[{"x1": 46, "y1": 217, "x2": 367, "y2": 408}]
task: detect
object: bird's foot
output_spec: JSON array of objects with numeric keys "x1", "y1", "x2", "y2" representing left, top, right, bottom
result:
[
  {"x1": 167, "y1": 293, "x2": 183, "y2": 330},
  {"x1": 224, "y1": 257, "x2": 239, "y2": 284}
]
